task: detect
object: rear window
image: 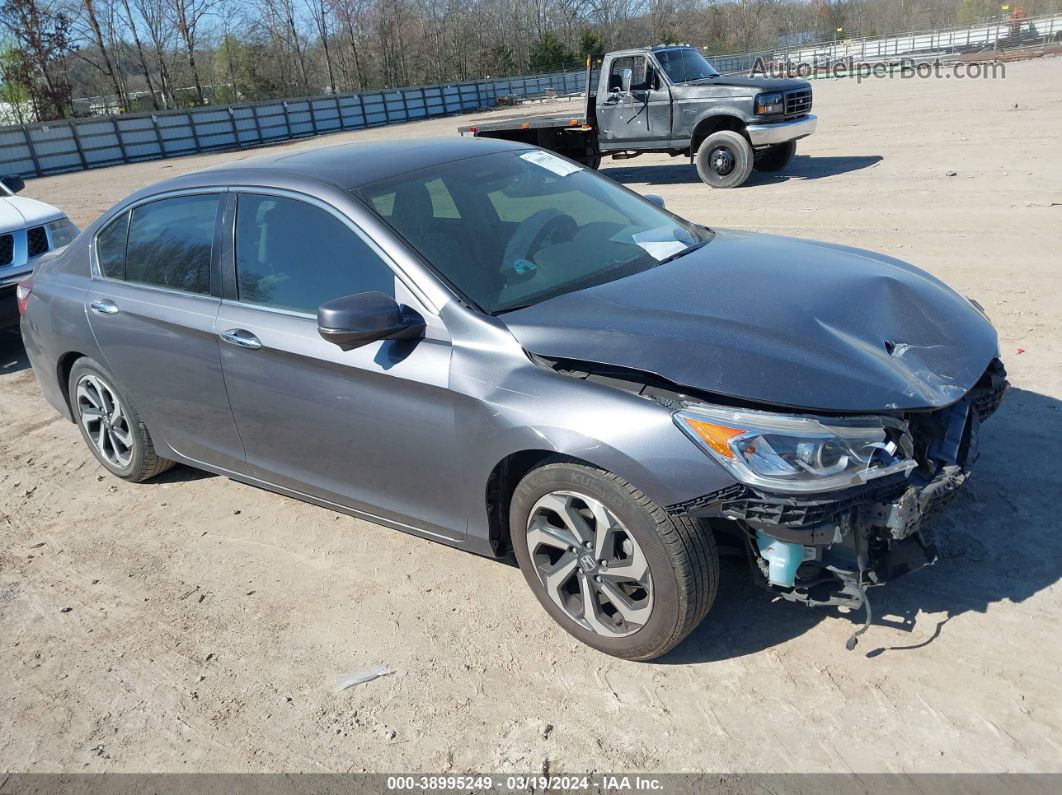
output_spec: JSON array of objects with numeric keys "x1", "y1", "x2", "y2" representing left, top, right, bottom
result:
[
  {"x1": 124, "y1": 194, "x2": 219, "y2": 294},
  {"x1": 95, "y1": 211, "x2": 129, "y2": 279}
]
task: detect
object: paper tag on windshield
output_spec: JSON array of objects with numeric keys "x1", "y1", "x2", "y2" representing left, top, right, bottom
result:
[
  {"x1": 629, "y1": 226, "x2": 690, "y2": 260},
  {"x1": 520, "y1": 150, "x2": 582, "y2": 177}
]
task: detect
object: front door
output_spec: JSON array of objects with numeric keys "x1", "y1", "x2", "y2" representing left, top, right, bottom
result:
[
  {"x1": 214, "y1": 191, "x2": 465, "y2": 540},
  {"x1": 85, "y1": 192, "x2": 246, "y2": 470},
  {"x1": 596, "y1": 55, "x2": 672, "y2": 149}
]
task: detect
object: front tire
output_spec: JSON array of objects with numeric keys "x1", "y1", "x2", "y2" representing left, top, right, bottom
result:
[
  {"x1": 68, "y1": 357, "x2": 174, "y2": 482},
  {"x1": 755, "y1": 140, "x2": 796, "y2": 172},
  {"x1": 695, "y1": 130, "x2": 754, "y2": 188},
  {"x1": 510, "y1": 457, "x2": 718, "y2": 660}
]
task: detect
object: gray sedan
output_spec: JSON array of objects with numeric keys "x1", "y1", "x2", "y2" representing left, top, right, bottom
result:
[{"x1": 18, "y1": 138, "x2": 1006, "y2": 659}]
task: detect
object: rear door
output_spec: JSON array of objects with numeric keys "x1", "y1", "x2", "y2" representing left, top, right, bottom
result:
[
  {"x1": 213, "y1": 190, "x2": 465, "y2": 540},
  {"x1": 85, "y1": 191, "x2": 246, "y2": 470}
]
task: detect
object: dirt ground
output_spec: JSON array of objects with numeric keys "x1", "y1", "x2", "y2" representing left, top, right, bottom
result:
[{"x1": 2, "y1": 59, "x2": 1061, "y2": 775}]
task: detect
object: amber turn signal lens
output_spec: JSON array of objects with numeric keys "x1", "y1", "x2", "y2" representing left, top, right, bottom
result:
[{"x1": 680, "y1": 418, "x2": 746, "y2": 458}]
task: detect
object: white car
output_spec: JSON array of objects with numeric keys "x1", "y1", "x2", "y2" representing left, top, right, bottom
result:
[{"x1": 1, "y1": 175, "x2": 79, "y2": 328}]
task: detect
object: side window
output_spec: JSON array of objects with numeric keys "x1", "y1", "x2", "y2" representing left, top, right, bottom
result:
[
  {"x1": 96, "y1": 211, "x2": 129, "y2": 279},
  {"x1": 608, "y1": 56, "x2": 649, "y2": 91},
  {"x1": 125, "y1": 194, "x2": 219, "y2": 294},
  {"x1": 235, "y1": 194, "x2": 396, "y2": 314}
]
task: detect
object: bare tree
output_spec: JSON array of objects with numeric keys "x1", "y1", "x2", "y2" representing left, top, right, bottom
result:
[
  {"x1": 257, "y1": 0, "x2": 310, "y2": 93},
  {"x1": 118, "y1": 0, "x2": 161, "y2": 108},
  {"x1": 305, "y1": 0, "x2": 336, "y2": 93},
  {"x1": 76, "y1": 0, "x2": 127, "y2": 109},
  {"x1": 331, "y1": 0, "x2": 367, "y2": 91},
  {"x1": 168, "y1": 0, "x2": 217, "y2": 104},
  {"x1": 132, "y1": 0, "x2": 178, "y2": 107}
]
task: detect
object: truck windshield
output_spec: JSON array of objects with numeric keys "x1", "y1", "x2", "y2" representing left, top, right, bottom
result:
[
  {"x1": 354, "y1": 150, "x2": 712, "y2": 314},
  {"x1": 654, "y1": 48, "x2": 720, "y2": 83}
]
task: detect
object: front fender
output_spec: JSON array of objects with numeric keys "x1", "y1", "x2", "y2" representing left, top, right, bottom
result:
[
  {"x1": 451, "y1": 349, "x2": 736, "y2": 552},
  {"x1": 677, "y1": 105, "x2": 754, "y2": 143}
]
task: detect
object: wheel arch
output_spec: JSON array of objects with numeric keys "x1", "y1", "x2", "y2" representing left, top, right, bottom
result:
[
  {"x1": 485, "y1": 449, "x2": 560, "y2": 558},
  {"x1": 690, "y1": 113, "x2": 749, "y2": 155},
  {"x1": 482, "y1": 439, "x2": 702, "y2": 559},
  {"x1": 56, "y1": 350, "x2": 87, "y2": 421}
]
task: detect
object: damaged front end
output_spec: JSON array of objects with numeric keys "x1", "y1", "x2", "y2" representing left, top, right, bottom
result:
[{"x1": 668, "y1": 359, "x2": 1008, "y2": 647}]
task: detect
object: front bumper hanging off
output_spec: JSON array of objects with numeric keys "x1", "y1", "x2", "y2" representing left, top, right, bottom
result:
[{"x1": 669, "y1": 359, "x2": 1008, "y2": 610}]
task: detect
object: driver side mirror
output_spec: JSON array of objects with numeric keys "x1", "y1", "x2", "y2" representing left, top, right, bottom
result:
[
  {"x1": 620, "y1": 68, "x2": 633, "y2": 93},
  {"x1": 317, "y1": 292, "x2": 425, "y2": 351},
  {"x1": 1, "y1": 174, "x2": 25, "y2": 194}
]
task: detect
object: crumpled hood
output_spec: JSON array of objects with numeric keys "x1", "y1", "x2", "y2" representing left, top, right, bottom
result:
[{"x1": 501, "y1": 229, "x2": 999, "y2": 413}]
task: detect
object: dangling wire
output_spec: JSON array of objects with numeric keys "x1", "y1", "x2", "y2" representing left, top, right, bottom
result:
[
  {"x1": 846, "y1": 576, "x2": 873, "y2": 651},
  {"x1": 846, "y1": 531, "x2": 873, "y2": 651}
]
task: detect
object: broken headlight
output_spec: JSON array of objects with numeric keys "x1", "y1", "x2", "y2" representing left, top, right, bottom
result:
[{"x1": 675, "y1": 406, "x2": 915, "y2": 493}]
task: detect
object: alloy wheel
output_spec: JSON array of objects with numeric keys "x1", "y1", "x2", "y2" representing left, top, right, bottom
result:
[
  {"x1": 76, "y1": 374, "x2": 133, "y2": 468},
  {"x1": 525, "y1": 490, "x2": 653, "y2": 637}
]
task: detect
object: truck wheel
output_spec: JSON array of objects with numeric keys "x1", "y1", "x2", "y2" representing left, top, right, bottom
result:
[
  {"x1": 755, "y1": 141, "x2": 796, "y2": 173},
  {"x1": 575, "y1": 145, "x2": 601, "y2": 170},
  {"x1": 695, "y1": 131, "x2": 754, "y2": 188},
  {"x1": 510, "y1": 457, "x2": 718, "y2": 661}
]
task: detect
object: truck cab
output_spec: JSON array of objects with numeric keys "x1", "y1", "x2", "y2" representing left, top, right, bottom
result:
[{"x1": 594, "y1": 45, "x2": 816, "y2": 187}]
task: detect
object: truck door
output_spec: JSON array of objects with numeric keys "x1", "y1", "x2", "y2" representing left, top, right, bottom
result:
[{"x1": 596, "y1": 55, "x2": 672, "y2": 149}]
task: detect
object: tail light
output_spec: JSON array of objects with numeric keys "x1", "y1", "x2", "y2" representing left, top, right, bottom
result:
[{"x1": 16, "y1": 276, "x2": 32, "y2": 315}]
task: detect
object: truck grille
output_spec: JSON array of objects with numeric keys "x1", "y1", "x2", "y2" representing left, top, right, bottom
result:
[
  {"x1": 0, "y1": 234, "x2": 12, "y2": 266},
  {"x1": 27, "y1": 226, "x2": 49, "y2": 258},
  {"x1": 784, "y1": 88, "x2": 813, "y2": 119}
]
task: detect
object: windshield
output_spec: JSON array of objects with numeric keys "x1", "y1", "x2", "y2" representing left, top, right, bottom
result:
[
  {"x1": 654, "y1": 48, "x2": 720, "y2": 83},
  {"x1": 354, "y1": 150, "x2": 711, "y2": 314}
]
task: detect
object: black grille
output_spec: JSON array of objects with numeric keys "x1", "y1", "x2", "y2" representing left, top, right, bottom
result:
[
  {"x1": 0, "y1": 234, "x2": 12, "y2": 266},
  {"x1": 971, "y1": 359, "x2": 1008, "y2": 422},
  {"x1": 668, "y1": 476, "x2": 908, "y2": 527},
  {"x1": 27, "y1": 226, "x2": 49, "y2": 258},
  {"x1": 784, "y1": 88, "x2": 812, "y2": 118}
]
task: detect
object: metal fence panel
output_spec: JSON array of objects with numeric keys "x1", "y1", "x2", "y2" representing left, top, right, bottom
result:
[
  {"x1": 0, "y1": 68, "x2": 582, "y2": 178},
  {"x1": 708, "y1": 11, "x2": 1062, "y2": 72}
]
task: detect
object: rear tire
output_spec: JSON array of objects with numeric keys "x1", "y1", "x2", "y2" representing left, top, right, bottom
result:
[
  {"x1": 68, "y1": 357, "x2": 174, "y2": 482},
  {"x1": 695, "y1": 130, "x2": 754, "y2": 188},
  {"x1": 755, "y1": 140, "x2": 796, "y2": 172},
  {"x1": 510, "y1": 457, "x2": 718, "y2": 660},
  {"x1": 573, "y1": 143, "x2": 601, "y2": 170}
]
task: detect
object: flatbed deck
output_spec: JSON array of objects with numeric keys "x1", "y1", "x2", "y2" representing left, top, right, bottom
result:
[{"x1": 458, "y1": 112, "x2": 591, "y2": 135}]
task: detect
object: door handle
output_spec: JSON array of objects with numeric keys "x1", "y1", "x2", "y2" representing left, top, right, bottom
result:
[
  {"x1": 89, "y1": 299, "x2": 119, "y2": 316},
  {"x1": 219, "y1": 328, "x2": 263, "y2": 350}
]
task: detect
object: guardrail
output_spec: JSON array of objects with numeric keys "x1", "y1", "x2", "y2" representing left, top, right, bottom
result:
[
  {"x1": 708, "y1": 12, "x2": 1062, "y2": 74},
  {"x1": 0, "y1": 70, "x2": 586, "y2": 180}
]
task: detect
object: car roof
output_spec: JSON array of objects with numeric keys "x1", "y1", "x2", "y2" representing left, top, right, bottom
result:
[{"x1": 140, "y1": 136, "x2": 529, "y2": 198}]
